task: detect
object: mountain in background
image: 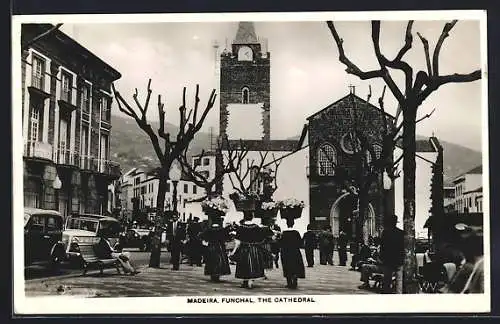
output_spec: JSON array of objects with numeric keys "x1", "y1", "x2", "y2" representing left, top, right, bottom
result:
[{"x1": 110, "y1": 115, "x2": 482, "y2": 185}]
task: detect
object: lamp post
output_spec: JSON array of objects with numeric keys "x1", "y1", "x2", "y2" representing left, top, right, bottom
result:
[{"x1": 169, "y1": 160, "x2": 182, "y2": 219}]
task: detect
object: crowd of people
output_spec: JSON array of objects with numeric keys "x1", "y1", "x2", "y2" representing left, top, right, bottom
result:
[{"x1": 96, "y1": 212, "x2": 483, "y2": 294}]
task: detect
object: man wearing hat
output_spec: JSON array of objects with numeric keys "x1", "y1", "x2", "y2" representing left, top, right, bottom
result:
[
  {"x1": 380, "y1": 214, "x2": 404, "y2": 293},
  {"x1": 187, "y1": 216, "x2": 203, "y2": 266}
]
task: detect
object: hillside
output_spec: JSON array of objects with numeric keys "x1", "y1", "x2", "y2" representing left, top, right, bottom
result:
[
  {"x1": 110, "y1": 115, "x2": 482, "y2": 184},
  {"x1": 109, "y1": 115, "x2": 215, "y2": 172}
]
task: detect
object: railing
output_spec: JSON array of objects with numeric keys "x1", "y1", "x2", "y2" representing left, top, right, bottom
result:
[
  {"x1": 80, "y1": 155, "x2": 120, "y2": 178},
  {"x1": 31, "y1": 74, "x2": 44, "y2": 90},
  {"x1": 61, "y1": 89, "x2": 71, "y2": 103},
  {"x1": 54, "y1": 148, "x2": 79, "y2": 167},
  {"x1": 24, "y1": 140, "x2": 53, "y2": 161},
  {"x1": 101, "y1": 108, "x2": 111, "y2": 124}
]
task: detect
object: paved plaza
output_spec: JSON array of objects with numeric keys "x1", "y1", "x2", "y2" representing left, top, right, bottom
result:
[{"x1": 25, "y1": 251, "x2": 374, "y2": 297}]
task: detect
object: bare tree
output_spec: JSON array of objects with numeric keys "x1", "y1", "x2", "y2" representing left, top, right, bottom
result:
[
  {"x1": 177, "y1": 136, "x2": 249, "y2": 201},
  {"x1": 111, "y1": 81, "x2": 217, "y2": 268},
  {"x1": 226, "y1": 149, "x2": 282, "y2": 201},
  {"x1": 327, "y1": 20, "x2": 481, "y2": 293}
]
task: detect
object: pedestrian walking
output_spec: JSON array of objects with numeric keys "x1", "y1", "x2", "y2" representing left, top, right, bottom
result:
[
  {"x1": 230, "y1": 212, "x2": 268, "y2": 289},
  {"x1": 279, "y1": 217, "x2": 305, "y2": 289},
  {"x1": 302, "y1": 224, "x2": 318, "y2": 267},
  {"x1": 167, "y1": 214, "x2": 187, "y2": 271},
  {"x1": 269, "y1": 221, "x2": 282, "y2": 268},
  {"x1": 200, "y1": 219, "x2": 231, "y2": 282},
  {"x1": 338, "y1": 231, "x2": 348, "y2": 266},
  {"x1": 318, "y1": 226, "x2": 334, "y2": 265}
]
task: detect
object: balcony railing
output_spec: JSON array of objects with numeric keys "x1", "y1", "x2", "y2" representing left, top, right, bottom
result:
[
  {"x1": 80, "y1": 155, "x2": 121, "y2": 178},
  {"x1": 24, "y1": 141, "x2": 53, "y2": 161},
  {"x1": 61, "y1": 89, "x2": 71, "y2": 103},
  {"x1": 31, "y1": 75, "x2": 44, "y2": 90},
  {"x1": 54, "y1": 148, "x2": 79, "y2": 167}
]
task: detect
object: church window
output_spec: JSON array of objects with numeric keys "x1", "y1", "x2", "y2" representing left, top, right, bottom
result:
[
  {"x1": 242, "y1": 87, "x2": 249, "y2": 104},
  {"x1": 372, "y1": 144, "x2": 383, "y2": 160},
  {"x1": 317, "y1": 143, "x2": 336, "y2": 176}
]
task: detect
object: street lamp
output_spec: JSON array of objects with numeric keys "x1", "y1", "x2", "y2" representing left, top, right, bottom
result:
[{"x1": 169, "y1": 160, "x2": 182, "y2": 219}]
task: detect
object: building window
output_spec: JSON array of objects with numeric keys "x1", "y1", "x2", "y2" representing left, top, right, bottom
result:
[
  {"x1": 193, "y1": 185, "x2": 197, "y2": 194},
  {"x1": 31, "y1": 55, "x2": 45, "y2": 90},
  {"x1": 317, "y1": 143, "x2": 336, "y2": 176},
  {"x1": 61, "y1": 72, "x2": 72, "y2": 102},
  {"x1": 242, "y1": 87, "x2": 249, "y2": 104},
  {"x1": 203, "y1": 157, "x2": 210, "y2": 166},
  {"x1": 29, "y1": 108, "x2": 40, "y2": 147},
  {"x1": 249, "y1": 166, "x2": 261, "y2": 193},
  {"x1": 100, "y1": 96, "x2": 110, "y2": 122},
  {"x1": 372, "y1": 144, "x2": 383, "y2": 160},
  {"x1": 81, "y1": 83, "x2": 91, "y2": 112},
  {"x1": 193, "y1": 157, "x2": 200, "y2": 167},
  {"x1": 184, "y1": 183, "x2": 189, "y2": 194},
  {"x1": 100, "y1": 134, "x2": 109, "y2": 161},
  {"x1": 81, "y1": 125, "x2": 89, "y2": 158},
  {"x1": 58, "y1": 118, "x2": 68, "y2": 163},
  {"x1": 135, "y1": 177, "x2": 140, "y2": 186}
]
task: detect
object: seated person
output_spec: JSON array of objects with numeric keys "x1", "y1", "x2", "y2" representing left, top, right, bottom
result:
[
  {"x1": 358, "y1": 243, "x2": 383, "y2": 289},
  {"x1": 94, "y1": 236, "x2": 140, "y2": 275}
]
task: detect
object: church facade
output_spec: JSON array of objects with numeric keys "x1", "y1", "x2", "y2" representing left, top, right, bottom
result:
[{"x1": 307, "y1": 93, "x2": 391, "y2": 239}]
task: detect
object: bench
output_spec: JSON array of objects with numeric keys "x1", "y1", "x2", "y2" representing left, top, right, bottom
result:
[
  {"x1": 371, "y1": 272, "x2": 396, "y2": 292},
  {"x1": 79, "y1": 242, "x2": 122, "y2": 276}
]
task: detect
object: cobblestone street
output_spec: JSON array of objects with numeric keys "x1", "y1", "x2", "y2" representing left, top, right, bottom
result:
[{"x1": 25, "y1": 251, "x2": 373, "y2": 297}]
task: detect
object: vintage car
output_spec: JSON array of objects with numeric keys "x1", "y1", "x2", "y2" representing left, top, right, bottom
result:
[
  {"x1": 62, "y1": 213, "x2": 123, "y2": 264},
  {"x1": 24, "y1": 207, "x2": 66, "y2": 268},
  {"x1": 119, "y1": 228, "x2": 152, "y2": 251}
]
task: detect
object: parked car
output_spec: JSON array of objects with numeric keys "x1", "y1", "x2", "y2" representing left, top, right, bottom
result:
[
  {"x1": 24, "y1": 207, "x2": 66, "y2": 268},
  {"x1": 61, "y1": 213, "x2": 123, "y2": 265},
  {"x1": 119, "y1": 228, "x2": 152, "y2": 251}
]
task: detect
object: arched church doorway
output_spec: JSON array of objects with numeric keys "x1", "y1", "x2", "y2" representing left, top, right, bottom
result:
[{"x1": 330, "y1": 192, "x2": 376, "y2": 242}]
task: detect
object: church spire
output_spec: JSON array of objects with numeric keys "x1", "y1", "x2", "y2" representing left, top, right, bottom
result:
[{"x1": 233, "y1": 22, "x2": 259, "y2": 44}]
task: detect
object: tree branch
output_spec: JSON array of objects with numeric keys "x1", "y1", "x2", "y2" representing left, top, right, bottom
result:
[
  {"x1": 433, "y1": 20, "x2": 458, "y2": 77},
  {"x1": 393, "y1": 21, "x2": 414, "y2": 62},
  {"x1": 371, "y1": 21, "x2": 406, "y2": 102},
  {"x1": 417, "y1": 32, "x2": 432, "y2": 77},
  {"x1": 415, "y1": 107, "x2": 436, "y2": 124},
  {"x1": 326, "y1": 21, "x2": 384, "y2": 80}
]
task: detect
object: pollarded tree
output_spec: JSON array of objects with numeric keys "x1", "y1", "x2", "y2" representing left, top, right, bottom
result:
[
  {"x1": 327, "y1": 20, "x2": 481, "y2": 293},
  {"x1": 112, "y1": 81, "x2": 217, "y2": 268}
]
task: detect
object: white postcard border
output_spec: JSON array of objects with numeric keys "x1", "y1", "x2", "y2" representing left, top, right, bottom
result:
[{"x1": 12, "y1": 10, "x2": 490, "y2": 314}]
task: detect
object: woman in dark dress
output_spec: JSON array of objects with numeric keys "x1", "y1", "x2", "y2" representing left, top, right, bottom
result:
[
  {"x1": 200, "y1": 220, "x2": 231, "y2": 282},
  {"x1": 231, "y1": 212, "x2": 268, "y2": 289},
  {"x1": 280, "y1": 218, "x2": 305, "y2": 289}
]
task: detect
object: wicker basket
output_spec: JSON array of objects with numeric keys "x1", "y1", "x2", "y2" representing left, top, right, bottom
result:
[{"x1": 279, "y1": 207, "x2": 303, "y2": 220}]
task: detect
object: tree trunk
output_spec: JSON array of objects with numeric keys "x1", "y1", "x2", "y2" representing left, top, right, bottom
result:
[
  {"x1": 149, "y1": 173, "x2": 167, "y2": 268},
  {"x1": 402, "y1": 105, "x2": 419, "y2": 293}
]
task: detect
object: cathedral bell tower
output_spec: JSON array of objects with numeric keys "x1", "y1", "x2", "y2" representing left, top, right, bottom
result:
[{"x1": 219, "y1": 22, "x2": 271, "y2": 141}]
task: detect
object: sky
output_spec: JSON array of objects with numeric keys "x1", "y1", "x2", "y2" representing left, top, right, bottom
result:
[{"x1": 60, "y1": 19, "x2": 484, "y2": 150}]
